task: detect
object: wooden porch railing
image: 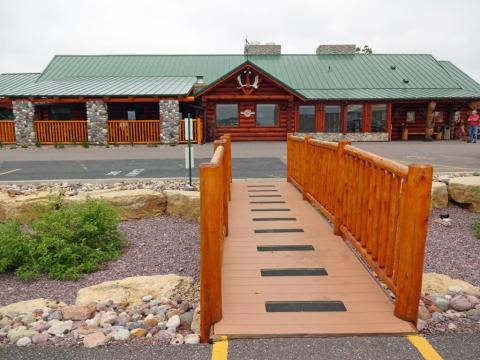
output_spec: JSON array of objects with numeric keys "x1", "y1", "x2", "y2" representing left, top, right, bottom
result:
[
  {"x1": 287, "y1": 134, "x2": 433, "y2": 323},
  {"x1": 179, "y1": 118, "x2": 203, "y2": 144},
  {"x1": 0, "y1": 121, "x2": 16, "y2": 144},
  {"x1": 199, "y1": 134, "x2": 232, "y2": 343},
  {"x1": 35, "y1": 120, "x2": 88, "y2": 144},
  {"x1": 107, "y1": 120, "x2": 161, "y2": 144}
]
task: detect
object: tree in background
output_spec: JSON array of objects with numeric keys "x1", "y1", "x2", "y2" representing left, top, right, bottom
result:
[{"x1": 356, "y1": 45, "x2": 373, "y2": 54}]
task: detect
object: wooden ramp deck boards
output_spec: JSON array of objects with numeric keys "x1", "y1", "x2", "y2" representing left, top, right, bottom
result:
[{"x1": 214, "y1": 180, "x2": 415, "y2": 337}]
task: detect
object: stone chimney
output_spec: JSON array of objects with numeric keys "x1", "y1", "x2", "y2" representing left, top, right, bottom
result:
[
  {"x1": 316, "y1": 44, "x2": 356, "y2": 55},
  {"x1": 244, "y1": 42, "x2": 281, "y2": 55}
]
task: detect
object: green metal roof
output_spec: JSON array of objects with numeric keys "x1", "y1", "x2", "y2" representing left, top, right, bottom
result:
[
  {"x1": 6, "y1": 76, "x2": 196, "y2": 97},
  {"x1": 438, "y1": 61, "x2": 480, "y2": 93},
  {"x1": 0, "y1": 73, "x2": 39, "y2": 95},
  {"x1": 4, "y1": 54, "x2": 480, "y2": 100}
]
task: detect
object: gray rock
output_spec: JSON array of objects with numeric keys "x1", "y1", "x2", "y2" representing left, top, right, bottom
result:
[
  {"x1": 115, "y1": 315, "x2": 129, "y2": 327},
  {"x1": 166, "y1": 315, "x2": 180, "y2": 328},
  {"x1": 149, "y1": 300, "x2": 160, "y2": 307},
  {"x1": 47, "y1": 320, "x2": 73, "y2": 337},
  {"x1": 179, "y1": 311, "x2": 194, "y2": 325},
  {"x1": 184, "y1": 334, "x2": 200, "y2": 344},
  {"x1": 466, "y1": 309, "x2": 480, "y2": 321},
  {"x1": 100, "y1": 311, "x2": 117, "y2": 326},
  {"x1": 450, "y1": 294, "x2": 479, "y2": 311},
  {"x1": 447, "y1": 286, "x2": 464, "y2": 296},
  {"x1": 154, "y1": 330, "x2": 172, "y2": 345},
  {"x1": 47, "y1": 310, "x2": 63, "y2": 321},
  {"x1": 112, "y1": 328, "x2": 130, "y2": 341},
  {"x1": 16, "y1": 337, "x2": 32, "y2": 347},
  {"x1": 170, "y1": 333, "x2": 184, "y2": 345},
  {"x1": 32, "y1": 333, "x2": 50, "y2": 344},
  {"x1": 434, "y1": 297, "x2": 450, "y2": 312},
  {"x1": 416, "y1": 319, "x2": 426, "y2": 331},
  {"x1": 142, "y1": 295, "x2": 153, "y2": 302}
]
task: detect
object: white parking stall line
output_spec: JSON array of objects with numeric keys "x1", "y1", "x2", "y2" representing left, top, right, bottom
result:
[
  {"x1": 106, "y1": 171, "x2": 122, "y2": 176},
  {"x1": 125, "y1": 169, "x2": 144, "y2": 177}
]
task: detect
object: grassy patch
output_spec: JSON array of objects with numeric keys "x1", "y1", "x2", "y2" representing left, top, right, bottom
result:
[{"x1": 0, "y1": 197, "x2": 127, "y2": 281}]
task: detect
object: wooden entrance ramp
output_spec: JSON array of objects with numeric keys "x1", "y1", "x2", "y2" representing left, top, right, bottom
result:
[
  {"x1": 199, "y1": 134, "x2": 432, "y2": 342},
  {"x1": 214, "y1": 180, "x2": 414, "y2": 337}
]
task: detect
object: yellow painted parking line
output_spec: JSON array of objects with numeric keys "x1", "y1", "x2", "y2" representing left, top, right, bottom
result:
[
  {"x1": 407, "y1": 335, "x2": 443, "y2": 360},
  {"x1": 0, "y1": 168, "x2": 22, "y2": 176},
  {"x1": 212, "y1": 336, "x2": 228, "y2": 360}
]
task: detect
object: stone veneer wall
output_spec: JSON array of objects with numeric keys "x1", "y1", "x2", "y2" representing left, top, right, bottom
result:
[
  {"x1": 86, "y1": 100, "x2": 108, "y2": 145},
  {"x1": 244, "y1": 44, "x2": 282, "y2": 55},
  {"x1": 159, "y1": 100, "x2": 181, "y2": 144},
  {"x1": 12, "y1": 100, "x2": 35, "y2": 145},
  {"x1": 316, "y1": 44, "x2": 356, "y2": 54},
  {"x1": 296, "y1": 132, "x2": 389, "y2": 142}
]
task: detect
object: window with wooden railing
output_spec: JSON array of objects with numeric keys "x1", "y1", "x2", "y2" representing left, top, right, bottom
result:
[
  {"x1": 199, "y1": 134, "x2": 231, "y2": 343},
  {"x1": 107, "y1": 120, "x2": 161, "y2": 144},
  {"x1": 0, "y1": 121, "x2": 16, "y2": 144},
  {"x1": 287, "y1": 134, "x2": 433, "y2": 324},
  {"x1": 34, "y1": 120, "x2": 88, "y2": 144}
]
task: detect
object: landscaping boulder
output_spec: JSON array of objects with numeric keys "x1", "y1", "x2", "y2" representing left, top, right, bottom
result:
[
  {"x1": 422, "y1": 273, "x2": 480, "y2": 297},
  {"x1": 448, "y1": 176, "x2": 480, "y2": 212},
  {"x1": 61, "y1": 304, "x2": 96, "y2": 321},
  {"x1": 0, "y1": 298, "x2": 64, "y2": 316},
  {"x1": 164, "y1": 190, "x2": 200, "y2": 221},
  {"x1": 431, "y1": 181, "x2": 448, "y2": 209},
  {"x1": 69, "y1": 189, "x2": 167, "y2": 219},
  {"x1": 75, "y1": 274, "x2": 196, "y2": 307}
]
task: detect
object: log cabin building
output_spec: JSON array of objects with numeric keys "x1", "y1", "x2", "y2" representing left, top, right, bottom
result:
[{"x1": 1, "y1": 43, "x2": 479, "y2": 145}]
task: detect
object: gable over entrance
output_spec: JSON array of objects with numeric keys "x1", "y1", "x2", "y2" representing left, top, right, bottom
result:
[{"x1": 198, "y1": 62, "x2": 304, "y2": 141}]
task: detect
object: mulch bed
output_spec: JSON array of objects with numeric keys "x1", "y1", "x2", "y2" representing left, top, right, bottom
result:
[
  {"x1": 425, "y1": 204, "x2": 480, "y2": 287},
  {"x1": 0, "y1": 216, "x2": 199, "y2": 307}
]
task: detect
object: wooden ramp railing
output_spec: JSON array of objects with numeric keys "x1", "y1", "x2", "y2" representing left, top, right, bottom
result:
[
  {"x1": 108, "y1": 120, "x2": 161, "y2": 144},
  {"x1": 0, "y1": 121, "x2": 16, "y2": 144},
  {"x1": 179, "y1": 118, "x2": 203, "y2": 144},
  {"x1": 287, "y1": 134, "x2": 433, "y2": 323},
  {"x1": 199, "y1": 134, "x2": 232, "y2": 343},
  {"x1": 35, "y1": 120, "x2": 88, "y2": 144}
]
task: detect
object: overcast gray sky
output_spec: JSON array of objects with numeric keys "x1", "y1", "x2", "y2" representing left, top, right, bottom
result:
[{"x1": 1, "y1": 0, "x2": 479, "y2": 82}]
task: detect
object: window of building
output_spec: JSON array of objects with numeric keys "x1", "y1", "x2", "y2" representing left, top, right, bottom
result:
[
  {"x1": 0, "y1": 108, "x2": 14, "y2": 120},
  {"x1": 256, "y1": 104, "x2": 279, "y2": 126},
  {"x1": 371, "y1": 104, "x2": 387, "y2": 132},
  {"x1": 347, "y1": 105, "x2": 363, "y2": 132},
  {"x1": 298, "y1": 105, "x2": 316, "y2": 132},
  {"x1": 216, "y1": 104, "x2": 238, "y2": 126},
  {"x1": 51, "y1": 106, "x2": 71, "y2": 120},
  {"x1": 324, "y1": 105, "x2": 341, "y2": 132},
  {"x1": 434, "y1": 111, "x2": 444, "y2": 123},
  {"x1": 406, "y1": 111, "x2": 415, "y2": 123}
]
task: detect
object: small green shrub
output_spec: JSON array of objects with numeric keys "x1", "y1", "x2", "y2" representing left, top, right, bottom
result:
[
  {"x1": 21, "y1": 144, "x2": 28, "y2": 149},
  {"x1": 147, "y1": 143, "x2": 159, "y2": 147},
  {"x1": 0, "y1": 141, "x2": 3, "y2": 148},
  {"x1": 474, "y1": 218, "x2": 480, "y2": 239},
  {"x1": 81, "y1": 142, "x2": 89, "y2": 148},
  {"x1": 9, "y1": 146, "x2": 16, "y2": 150},
  {"x1": 0, "y1": 198, "x2": 127, "y2": 281},
  {"x1": 35, "y1": 139, "x2": 41, "y2": 147}
]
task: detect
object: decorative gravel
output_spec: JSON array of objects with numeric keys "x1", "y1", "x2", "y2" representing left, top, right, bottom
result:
[
  {"x1": 0, "y1": 216, "x2": 199, "y2": 307},
  {"x1": 425, "y1": 204, "x2": 480, "y2": 287}
]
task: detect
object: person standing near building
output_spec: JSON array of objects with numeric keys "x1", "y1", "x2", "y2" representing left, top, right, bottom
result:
[{"x1": 467, "y1": 109, "x2": 479, "y2": 143}]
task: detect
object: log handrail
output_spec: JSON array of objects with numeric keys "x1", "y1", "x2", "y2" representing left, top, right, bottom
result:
[
  {"x1": 179, "y1": 118, "x2": 203, "y2": 144},
  {"x1": 199, "y1": 134, "x2": 231, "y2": 343},
  {"x1": 287, "y1": 134, "x2": 433, "y2": 324},
  {"x1": 34, "y1": 120, "x2": 88, "y2": 144},
  {"x1": 0, "y1": 121, "x2": 16, "y2": 144},
  {"x1": 107, "y1": 120, "x2": 161, "y2": 144}
]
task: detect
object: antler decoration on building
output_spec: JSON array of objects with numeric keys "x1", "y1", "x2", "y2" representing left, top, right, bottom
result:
[{"x1": 237, "y1": 68, "x2": 262, "y2": 95}]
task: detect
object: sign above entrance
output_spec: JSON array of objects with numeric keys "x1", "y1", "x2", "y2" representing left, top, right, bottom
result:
[
  {"x1": 237, "y1": 68, "x2": 262, "y2": 95},
  {"x1": 240, "y1": 109, "x2": 255, "y2": 118}
]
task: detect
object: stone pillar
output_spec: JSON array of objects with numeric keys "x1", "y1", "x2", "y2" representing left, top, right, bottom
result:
[
  {"x1": 86, "y1": 100, "x2": 108, "y2": 145},
  {"x1": 160, "y1": 100, "x2": 181, "y2": 144},
  {"x1": 12, "y1": 100, "x2": 35, "y2": 145}
]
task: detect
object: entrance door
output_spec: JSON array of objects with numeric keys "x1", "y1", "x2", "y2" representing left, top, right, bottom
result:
[{"x1": 298, "y1": 105, "x2": 316, "y2": 132}]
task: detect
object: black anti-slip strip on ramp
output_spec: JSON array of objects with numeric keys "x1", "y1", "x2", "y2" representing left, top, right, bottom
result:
[
  {"x1": 248, "y1": 195, "x2": 282, "y2": 198},
  {"x1": 261, "y1": 268, "x2": 327, "y2": 276},
  {"x1": 257, "y1": 245, "x2": 313, "y2": 251},
  {"x1": 247, "y1": 185, "x2": 276, "y2": 187},
  {"x1": 248, "y1": 190, "x2": 279, "y2": 192},
  {"x1": 250, "y1": 201, "x2": 286, "y2": 204},
  {"x1": 254, "y1": 228, "x2": 304, "y2": 233},
  {"x1": 251, "y1": 208, "x2": 291, "y2": 212},
  {"x1": 252, "y1": 217, "x2": 297, "y2": 221},
  {"x1": 265, "y1": 301, "x2": 346, "y2": 312}
]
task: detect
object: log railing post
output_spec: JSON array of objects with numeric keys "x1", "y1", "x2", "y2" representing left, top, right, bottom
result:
[
  {"x1": 286, "y1": 134, "x2": 292, "y2": 183},
  {"x1": 393, "y1": 164, "x2": 433, "y2": 322},
  {"x1": 334, "y1": 140, "x2": 351, "y2": 235},
  {"x1": 199, "y1": 162, "x2": 224, "y2": 343},
  {"x1": 302, "y1": 136, "x2": 311, "y2": 199}
]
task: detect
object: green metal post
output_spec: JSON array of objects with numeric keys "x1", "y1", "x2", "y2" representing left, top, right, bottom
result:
[{"x1": 187, "y1": 113, "x2": 192, "y2": 186}]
